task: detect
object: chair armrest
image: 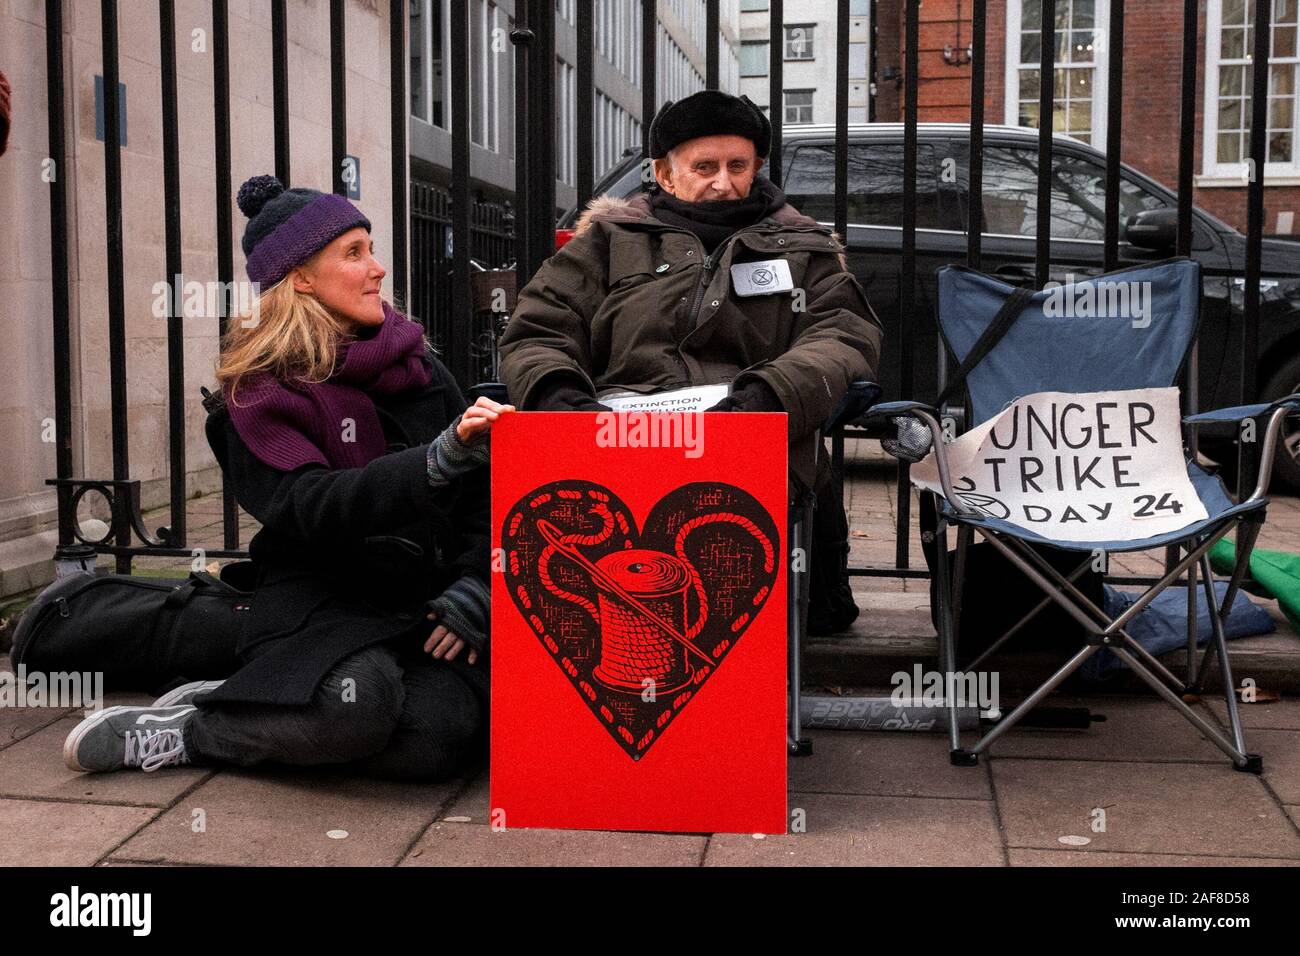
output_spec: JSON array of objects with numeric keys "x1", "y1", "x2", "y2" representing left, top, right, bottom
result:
[
  {"x1": 854, "y1": 402, "x2": 980, "y2": 518},
  {"x1": 823, "y1": 380, "x2": 884, "y2": 432},
  {"x1": 467, "y1": 382, "x2": 510, "y2": 405},
  {"x1": 1184, "y1": 394, "x2": 1300, "y2": 426},
  {"x1": 860, "y1": 399, "x2": 943, "y2": 424}
]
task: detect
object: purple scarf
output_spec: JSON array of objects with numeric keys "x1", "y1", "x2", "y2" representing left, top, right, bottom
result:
[{"x1": 225, "y1": 301, "x2": 432, "y2": 471}]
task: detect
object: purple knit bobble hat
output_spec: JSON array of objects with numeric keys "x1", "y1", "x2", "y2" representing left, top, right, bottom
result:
[{"x1": 237, "y1": 175, "x2": 371, "y2": 287}]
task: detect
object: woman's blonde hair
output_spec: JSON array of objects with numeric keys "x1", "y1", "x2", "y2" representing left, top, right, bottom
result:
[{"x1": 216, "y1": 272, "x2": 358, "y2": 406}]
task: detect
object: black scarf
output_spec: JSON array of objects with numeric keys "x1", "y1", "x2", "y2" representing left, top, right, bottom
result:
[{"x1": 648, "y1": 177, "x2": 788, "y2": 253}]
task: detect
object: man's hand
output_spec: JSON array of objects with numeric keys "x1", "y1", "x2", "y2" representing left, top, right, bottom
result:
[
  {"x1": 532, "y1": 374, "x2": 612, "y2": 412},
  {"x1": 424, "y1": 611, "x2": 479, "y2": 665},
  {"x1": 707, "y1": 379, "x2": 784, "y2": 413}
]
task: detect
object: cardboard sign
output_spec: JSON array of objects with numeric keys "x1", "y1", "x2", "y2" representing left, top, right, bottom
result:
[
  {"x1": 491, "y1": 412, "x2": 788, "y2": 834},
  {"x1": 601, "y1": 384, "x2": 729, "y2": 413},
  {"x1": 912, "y1": 388, "x2": 1206, "y2": 543}
]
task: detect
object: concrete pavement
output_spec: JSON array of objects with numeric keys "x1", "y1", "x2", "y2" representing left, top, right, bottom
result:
[{"x1": 0, "y1": 438, "x2": 1297, "y2": 865}]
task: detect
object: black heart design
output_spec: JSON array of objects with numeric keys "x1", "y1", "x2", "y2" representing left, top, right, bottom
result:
[{"x1": 501, "y1": 480, "x2": 782, "y2": 759}]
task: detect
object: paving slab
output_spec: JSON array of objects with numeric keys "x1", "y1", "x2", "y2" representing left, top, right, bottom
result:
[
  {"x1": 790, "y1": 730, "x2": 992, "y2": 800},
  {"x1": 111, "y1": 768, "x2": 457, "y2": 866},
  {"x1": 1240, "y1": 729, "x2": 1300, "y2": 804},
  {"x1": 704, "y1": 791, "x2": 1004, "y2": 866},
  {"x1": 992, "y1": 758, "x2": 1300, "y2": 859},
  {"x1": 988, "y1": 695, "x2": 1227, "y2": 763},
  {"x1": 0, "y1": 717, "x2": 210, "y2": 806},
  {"x1": 439, "y1": 773, "x2": 490, "y2": 822},
  {"x1": 1207, "y1": 696, "x2": 1300, "y2": 731},
  {"x1": 1008, "y1": 848, "x2": 1299, "y2": 866},
  {"x1": 0, "y1": 797, "x2": 157, "y2": 866},
  {"x1": 402, "y1": 821, "x2": 706, "y2": 866},
  {"x1": 0, "y1": 705, "x2": 73, "y2": 750}
]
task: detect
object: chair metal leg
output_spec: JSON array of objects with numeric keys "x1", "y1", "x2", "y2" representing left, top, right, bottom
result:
[
  {"x1": 1193, "y1": 517, "x2": 1263, "y2": 692},
  {"x1": 788, "y1": 494, "x2": 815, "y2": 757},
  {"x1": 999, "y1": 524, "x2": 1233, "y2": 683},
  {"x1": 965, "y1": 554, "x2": 1093, "y2": 673},
  {"x1": 1186, "y1": 543, "x2": 1199, "y2": 686},
  {"x1": 961, "y1": 644, "x2": 1103, "y2": 758},
  {"x1": 931, "y1": 504, "x2": 964, "y2": 756},
  {"x1": 1200, "y1": 554, "x2": 1252, "y2": 761},
  {"x1": 1110, "y1": 644, "x2": 1255, "y2": 770},
  {"x1": 1000, "y1": 534, "x2": 1196, "y2": 694},
  {"x1": 949, "y1": 522, "x2": 1256, "y2": 769},
  {"x1": 951, "y1": 523, "x2": 970, "y2": 657}
]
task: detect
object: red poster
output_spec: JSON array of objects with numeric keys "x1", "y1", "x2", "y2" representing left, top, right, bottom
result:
[{"x1": 490, "y1": 412, "x2": 788, "y2": 834}]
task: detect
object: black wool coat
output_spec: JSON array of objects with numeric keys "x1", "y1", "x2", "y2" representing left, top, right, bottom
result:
[{"x1": 199, "y1": 348, "x2": 490, "y2": 708}]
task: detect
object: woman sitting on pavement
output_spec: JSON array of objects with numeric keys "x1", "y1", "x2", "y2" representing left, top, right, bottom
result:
[{"x1": 62, "y1": 175, "x2": 511, "y2": 780}]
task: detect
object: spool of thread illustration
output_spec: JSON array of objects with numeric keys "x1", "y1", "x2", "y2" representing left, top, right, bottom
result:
[{"x1": 592, "y1": 549, "x2": 698, "y2": 694}]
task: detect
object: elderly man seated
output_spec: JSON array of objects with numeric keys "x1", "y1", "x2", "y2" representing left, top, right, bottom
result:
[{"x1": 499, "y1": 90, "x2": 883, "y2": 633}]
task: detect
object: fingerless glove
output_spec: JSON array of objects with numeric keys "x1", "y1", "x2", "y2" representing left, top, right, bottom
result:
[{"x1": 426, "y1": 414, "x2": 491, "y2": 489}]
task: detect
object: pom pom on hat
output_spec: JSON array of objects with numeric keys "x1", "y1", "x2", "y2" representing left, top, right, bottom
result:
[
  {"x1": 237, "y1": 175, "x2": 286, "y2": 219},
  {"x1": 236, "y1": 174, "x2": 371, "y2": 286}
]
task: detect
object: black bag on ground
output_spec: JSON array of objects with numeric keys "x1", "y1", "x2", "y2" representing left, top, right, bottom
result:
[
  {"x1": 10, "y1": 563, "x2": 251, "y2": 692},
  {"x1": 920, "y1": 495, "x2": 1104, "y2": 656}
]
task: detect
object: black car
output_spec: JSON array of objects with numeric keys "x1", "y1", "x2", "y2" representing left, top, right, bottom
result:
[{"x1": 558, "y1": 123, "x2": 1300, "y2": 488}]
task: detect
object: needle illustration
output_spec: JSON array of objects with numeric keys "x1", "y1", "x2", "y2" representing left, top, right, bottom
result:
[{"x1": 536, "y1": 518, "x2": 714, "y2": 667}]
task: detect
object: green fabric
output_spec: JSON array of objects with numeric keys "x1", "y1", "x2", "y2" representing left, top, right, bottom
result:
[{"x1": 1210, "y1": 538, "x2": 1300, "y2": 630}]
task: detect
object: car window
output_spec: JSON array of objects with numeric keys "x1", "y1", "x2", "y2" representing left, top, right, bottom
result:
[
  {"x1": 782, "y1": 143, "x2": 951, "y2": 229},
  {"x1": 598, "y1": 156, "x2": 647, "y2": 200},
  {"x1": 559, "y1": 156, "x2": 646, "y2": 227},
  {"x1": 980, "y1": 147, "x2": 1169, "y2": 240}
]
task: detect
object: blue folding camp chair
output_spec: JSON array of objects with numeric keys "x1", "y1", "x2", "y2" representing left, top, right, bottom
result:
[{"x1": 865, "y1": 258, "x2": 1300, "y2": 772}]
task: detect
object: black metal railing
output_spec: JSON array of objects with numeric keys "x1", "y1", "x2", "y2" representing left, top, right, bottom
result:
[
  {"x1": 408, "y1": 179, "x2": 515, "y2": 387},
  {"x1": 39, "y1": 0, "x2": 1273, "y2": 583}
]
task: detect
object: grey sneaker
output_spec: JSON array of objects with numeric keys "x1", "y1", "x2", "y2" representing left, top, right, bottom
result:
[
  {"x1": 63, "y1": 705, "x2": 195, "y2": 773},
  {"x1": 152, "y1": 680, "x2": 225, "y2": 709}
]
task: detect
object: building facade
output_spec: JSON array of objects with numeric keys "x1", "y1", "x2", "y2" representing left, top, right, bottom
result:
[
  {"x1": 408, "y1": 0, "x2": 741, "y2": 211},
  {"x1": 0, "y1": 0, "x2": 741, "y2": 597},
  {"x1": 0, "y1": 0, "x2": 401, "y2": 594},
  {"x1": 874, "y1": 0, "x2": 1300, "y2": 235},
  {"x1": 738, "y1": 0, "x2": 872, "y2": 125}
]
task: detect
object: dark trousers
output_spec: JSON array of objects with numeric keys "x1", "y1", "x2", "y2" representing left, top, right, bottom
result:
[{"x1": 182, "y1": 643, "x2": 484, "y2": 782}]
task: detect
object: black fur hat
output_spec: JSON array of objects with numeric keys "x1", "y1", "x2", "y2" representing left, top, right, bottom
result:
[{"x1": 648, "y1": 90, "x2": 772, "y2": 160}]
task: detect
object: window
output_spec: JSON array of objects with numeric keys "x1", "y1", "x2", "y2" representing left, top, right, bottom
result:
[
  {"x1": 741, "y1": 41, "x2": 769, "y2": 76},
  {"x1": 850, "y1": 0, "x2": 869, "y2": 13},
  {"x1": 410, "y1": 0, "x2": 425, "y2": 121},
  {"x1": 785, "y1": 24, "x2": 815, "y2": 60},
  {"x1": 783, "y1": 143, "x2": 951, "y2": 228},
  {"x1": 410, "y1": 0, "x2": 445, "y2": 127},
  {"x1": 1204, "y1": 0, "x2": 1300, "y2": 179},
  {"x1": 556, "y1": 58, "x2": 576, "y2": 185},
  {"x1": 978, "y1": 147, "x2": 1168, "y2": 240},
  {"x1": 1004, "y1": 0, "x2": 1110, "y2": 148},
  {"x1": 849, "y1": 42, "x2": 868, "y2": 78},
  {"x1": 784, "y1": 89, "x2": 814, "y2": 124},
  {"x1": 741, "y1": 0, "x2": 769, "y2": 10}
]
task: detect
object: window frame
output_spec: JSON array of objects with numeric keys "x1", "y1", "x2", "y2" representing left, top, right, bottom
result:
[
  {"x1": 784, "y1": 23, "x2": 817, "y2": 61},
  {"x1": 740, "y1": 40, "x2": 770, "y2": 77},
  {"x1": 1201, "y1": 0, "x2": 1300, "y2": 184},
  {"x1": 1003, "y1": 0, "x2": 1111, "y2": 151},
  {"x1": 784, "y1": 88, "x2": 816, "y2": 124}
]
